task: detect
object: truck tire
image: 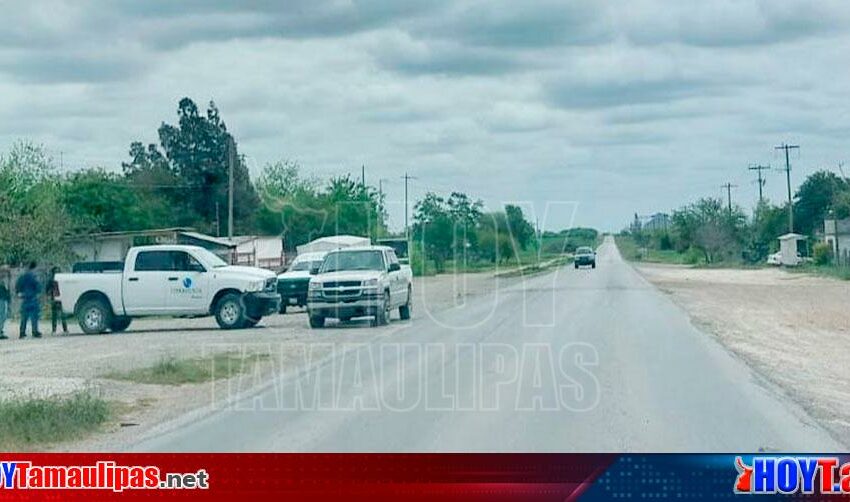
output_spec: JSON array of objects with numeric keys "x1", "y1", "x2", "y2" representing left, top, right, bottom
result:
[
  {"x1": 215, "y1": 293, "x2": 246, "y2": 330},
  {"x1": 371, "y1": 293, "x2": 390, "y2": 327},
  {"x1": 110, "y1": 316, "x2": 132, "y2": 332},
  {"x1": 399, "y1": 286, "x2": 412, "y2": 320},
  {"x1": 592, "y1": 262, "x2": 596, "y2": 269},
  {"x1": 574, "y1": 263, "x2": 579, "y2": 269},
  {"x1": 76, "y1": 298, "x2": 112, "y2": 335},
  {"x1": 309, "y1": 314, "x2": 325, "y2": 328},
  {"x1": 279, "y1": 304, "x2": 287, "y2": 315}
]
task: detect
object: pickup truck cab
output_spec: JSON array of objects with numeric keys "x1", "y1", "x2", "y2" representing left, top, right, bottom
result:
[
  {"x1": 55, "y1": 245, "x2": 281, "y2": 334},
  {"x1": 306, "y1": 246, "x2": 412, "y2": 328}
]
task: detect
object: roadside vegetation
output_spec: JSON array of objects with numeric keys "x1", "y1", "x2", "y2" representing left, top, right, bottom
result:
[
  {"x1": 0, "y1": 96, "x2": 598, "y2": 274},
  {"x1": 105, "y1": 352, "x2": 268, "y2": 386},
  {"x1": 619, "y1": 170, "x2": 850, "y2": 278},
  {"x1": 0, "y1": 392, "x2": 110, "y2": 450}
]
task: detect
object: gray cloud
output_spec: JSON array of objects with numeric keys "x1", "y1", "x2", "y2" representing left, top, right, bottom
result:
[{"x1": 1, "y1": 0, "x2": 849, "y2": 231}]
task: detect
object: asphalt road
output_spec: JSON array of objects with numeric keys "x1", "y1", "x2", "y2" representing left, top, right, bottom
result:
[{"x1": 131, "y1": 236, "x2": 841, "y2": 452}]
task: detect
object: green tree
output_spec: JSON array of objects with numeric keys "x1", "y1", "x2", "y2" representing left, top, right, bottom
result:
[
  {"x1": 131, "y1": 97, "x2": 260, "y2": 234},
  {"x1": 794, "y1": 170, "x2": 848, "y2": 235},
  {"x1": 504, "y1": 204, "x2": 535, "y2": 250},
  {"x1": 0, "y1": 142, "x2": 73, "y2": 266},
  {"x1": 62, "y1": 168, "x2": 162, "y2": 233},
  {"x1": 412, "y1": 193, "x2": 454, "y2": 272}
]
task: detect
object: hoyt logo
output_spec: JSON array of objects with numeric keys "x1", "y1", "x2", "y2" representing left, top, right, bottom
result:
[{"x1": 735, "y1": 456, "x2": 850, "y2": 494}]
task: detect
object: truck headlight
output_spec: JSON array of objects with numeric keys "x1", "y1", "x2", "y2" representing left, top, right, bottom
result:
[
  {"x1": 245, "y1": 280, "x2": 265, "y2": 292},
  {"x1": 308, "y1": 281, "x2": 320, "y2": 291},
  {"x1": 363, "y1": 278, "x2": 379, "y2": 288}
]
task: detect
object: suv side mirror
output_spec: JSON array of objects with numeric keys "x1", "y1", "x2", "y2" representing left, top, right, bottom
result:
[
  {"x1": 388, "y1": 263, "x2": 401, "y2": 272},
  {"x1": 310, "y1": 266, "x2": 320, "y2": 275},
  {"x1": 189, "y1": 263, "x2": 206, "y2": 273}
]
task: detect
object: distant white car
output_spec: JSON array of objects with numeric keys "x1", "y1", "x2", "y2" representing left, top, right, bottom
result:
[
  {"x1": 766, "y1": 251, "x2": 802, "y2": 266},
  {"x1": 766, "y1": 252, "x2": 781, "y2": 266}
]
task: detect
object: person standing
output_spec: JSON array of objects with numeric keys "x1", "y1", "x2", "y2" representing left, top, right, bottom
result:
[
  {"x1": 46, "y1": 266, "x2": 68, "y2": 335},
  {"x1": 0, "y1": 275, "x2": 9, "y2": 340},
  {"x1": 15, "y1": 261, "x2": 42, "y2": 339}
]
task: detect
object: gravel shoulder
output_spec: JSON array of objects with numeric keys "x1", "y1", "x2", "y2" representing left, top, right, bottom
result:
[
  {"x1": 634, "y1": 262, "x2": 850, "y2": 443},
  {"x1": 0, "y1": 271, "x2": 505, "y2": 451}
]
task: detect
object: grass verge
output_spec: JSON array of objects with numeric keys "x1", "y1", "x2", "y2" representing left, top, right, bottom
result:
[
  {"x1": 614, "y1": 235, "x2": 698, "y2": 265},
  {"x1": 105, "y1": 352, "x2": 268, "y2": 386},
  {"x1": 0, "y1": 392, "x2": 110, "y2": 450}
]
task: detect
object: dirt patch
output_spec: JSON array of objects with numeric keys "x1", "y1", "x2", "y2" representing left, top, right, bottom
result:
[{"x1": 635, "y1": 262, "x2": 850, "y2": 442}]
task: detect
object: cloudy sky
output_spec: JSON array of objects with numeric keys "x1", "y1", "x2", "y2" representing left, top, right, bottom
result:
[{"x1": 2, "y1": 0, "x2": 850, "y2": 231}]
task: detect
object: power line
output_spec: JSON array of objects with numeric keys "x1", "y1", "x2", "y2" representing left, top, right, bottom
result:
[
  {"x1": 775, "y1": 143, "x2": 800, "y2": 233},
  {"x1": 748, "y1": 164, "x2": 770, "y2": 204}
]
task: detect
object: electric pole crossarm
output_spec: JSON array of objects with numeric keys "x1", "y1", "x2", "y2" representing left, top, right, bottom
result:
[
  {"x1": 748, "y1": 164, "x2": 770, "y2": 204},
  {"x1": 775, "y1": 143, "x2": 800, "y2": 233}
]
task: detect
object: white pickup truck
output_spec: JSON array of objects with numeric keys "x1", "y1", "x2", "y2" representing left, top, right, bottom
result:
[
  {"x1": 306, "y1": 246, "x2": 412, "y2": 328},
  {"x1": 55, "y1": 245, "x2": 281, "y2": 334}
]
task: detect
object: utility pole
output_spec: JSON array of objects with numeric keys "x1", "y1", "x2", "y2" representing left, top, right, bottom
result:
[
  {"x1": 378, "y1": 178, "x2": 388, "y2": 238},
  {"x1": 361, "y1": 165, "x2": 366, "y2": 187},
  {"x1": 227, "y1": 135, "x2": 236, "y2": 239},
  {"x1": 215, "y1": 202, "x2": 221, "y2": 237},
  {"x1": 748, "y1": 164, "x2": 770, "y2": 204},
  {"x1": 775, "y1": 143, "x2": 799, "y2": 233},
  {"x1": 401, "y1": 172, "x2": 417, "y2": 242},
  {"x1": 721, "y1": 182, "x2": 737, "y2": 214}
]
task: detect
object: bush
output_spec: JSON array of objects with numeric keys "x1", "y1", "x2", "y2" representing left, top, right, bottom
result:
[
  {"x1": 813, "y1": 242, "x2": 833, "y2": 266},
  {"x1": 0, "y1": 392, "x2": 110, "y2": 449}
]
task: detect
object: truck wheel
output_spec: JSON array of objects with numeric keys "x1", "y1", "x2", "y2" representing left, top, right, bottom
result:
[
  {"x1": 574, "y1": 263, "x2": 579, "y2": 269},
  {"x1": 279, "y1": 304, "x2": 287, "y2": 315},
  {"x1": 215, "y1": 293, "x2": 246, "y2": 330},
  {"x1": 371, "y1": 293, "x2": 390, "y2": 327},
  {"x1": 309, "y1": 315, "x2": 325, "y2": 328},
  {"x1": 592, "y1": 262, "x2": 596, "y2": 269},
  {"x1": 110, "y1": 316, "x2": 132, "y2": 332},
  {"x1": 399, "y1": 286, "x2": 412, "y2": 320},
  {"x1": 76, "y1": 298, "x2": 112, "y2": 335}
]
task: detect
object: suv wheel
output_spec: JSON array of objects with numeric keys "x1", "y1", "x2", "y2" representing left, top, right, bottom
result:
[
  {"x1": 371, "y1": 293, "x2": 390, "y2": 327},
  {"x1": 309, "y1": 314, "x2": 325, "y2": 328},
  {"x1": 399, "y1": 286, "x2": 412, "y2": 320},
  {"x1": 215, "y1": 293, "x2": 246, "y2": 329},
  {"x1": 76, "y1": 298, "x2": 112, "y2": 334}
]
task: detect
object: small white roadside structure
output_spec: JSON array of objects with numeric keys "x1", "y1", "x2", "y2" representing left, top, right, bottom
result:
[
  {"x1": 296, "y1": 235, "x2": 370, "y2": 255},
  {"x1": 777, "y1": 233, "x2": 805, "y2": 266}
]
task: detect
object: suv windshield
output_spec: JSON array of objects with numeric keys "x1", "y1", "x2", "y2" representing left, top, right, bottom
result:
[
  {"x1": 320, "y1": 250, "x2": 384, "y2": 273},
  {"x1": 289, "y1": 260, "x2": 320, "y2": 272},
  {"x1": 576, "y1": 247, "x2": 593, "y2": 254}
]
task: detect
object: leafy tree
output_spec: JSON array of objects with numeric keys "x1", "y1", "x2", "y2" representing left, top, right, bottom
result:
[
  {"x1": 794, "y1": 170, "x2": 848, "y2": 235},
  {"x1": 671, "y1": 197, "x2": 746, "y2": 263},
  {"x1": 129, "y1": 97, "x2": 260, "y2": 234},
  {"x1": 504, "y1": 204, "x2": 535, "y2": 250},
  {"x1": 62, "y1": 168, "x2": 164, "y2": 232},
  {"x1": 412, "y1": 193, "x2": 454, "y2": 272},
  {"x1": 447, "y1": 192, "x2": 483, "y2": 256},
  {"x1": 0, "y1": 142, "x2": 73, "y2": 266}
]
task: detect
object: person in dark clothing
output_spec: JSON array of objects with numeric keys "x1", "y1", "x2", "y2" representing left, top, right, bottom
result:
[
  {"x1": 46, "y1": 266, "x2": 68, "y2": 335},
  {"x1": 0, "y1": 275, "x2": 10, "y2": 340},
  {"x1": 15, "y1": 261, "x2": 42, "y2": 339}
]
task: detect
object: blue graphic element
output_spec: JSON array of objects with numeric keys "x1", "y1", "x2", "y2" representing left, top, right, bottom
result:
[{"x1": 183, "y1": 277, "x2": 193, "y2": 288}]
